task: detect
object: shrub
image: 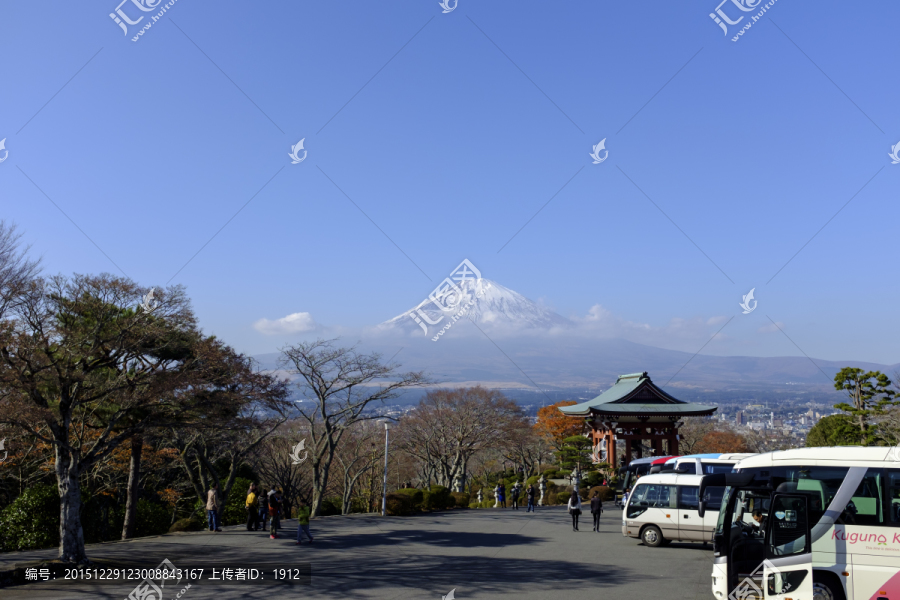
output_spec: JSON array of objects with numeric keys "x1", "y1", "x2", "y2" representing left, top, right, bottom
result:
[
  {"x1": 395, "y1": 488, "x2": 424, "y2": 509},
  {"x1": 583, "y1": 471, "x2": 604, "y2": 488},
  {"x1": 450, "y1": 492, "x2": 470, "y2": 508},
  {"x1": 169, "y1": 517, "x2": 202, "y2": 533},
  {"x1": 223, "y1": 478, "x2": 253, "y2": 526},
  {"x1": 526, "y1": 475, "x2": 540, "y2": 486},
  {"x1": 318, "y1": 498, "x2": 342, "y2": 516},
  {"x1": 132, "y1": 499, "x2": 171, "y2": 537},
  {"x1": 587, "y1": 486, "x2": 616, "y2": 503},
  {"x1": 385, "y1": 493, "x2": 416, "y2": 516},
  {"x1": 0, "y1": 484, "x2": 59, "y2": 552},
  {"x1": 542, "y1": 467, "x2": 558, "y2": 477},
  {"x1": 545, "y1": 491, "x2": 558, "y2": 506},
  {"x1": 422, "y1": 486, "x2": 453, "y2": 511}
]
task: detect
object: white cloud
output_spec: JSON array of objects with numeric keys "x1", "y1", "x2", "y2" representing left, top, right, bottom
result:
[
  {"x1": 253, "y1": 312, "x2": 317, "y2": 335},
  {"x1": 758, "y1": 321, "x2": 785, "y2": 334}
]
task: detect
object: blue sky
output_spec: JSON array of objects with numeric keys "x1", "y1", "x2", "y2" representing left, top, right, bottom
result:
[{"x1": 1, "y1": 0, "x2": 898, "y2": 364}]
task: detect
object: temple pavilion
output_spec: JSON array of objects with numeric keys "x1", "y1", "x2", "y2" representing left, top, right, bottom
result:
[{"x1": 559, "y1": 372, "x2": 717, "y2": 467}]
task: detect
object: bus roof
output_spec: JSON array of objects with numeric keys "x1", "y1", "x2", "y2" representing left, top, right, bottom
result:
[
  {"x1": 651, "y1": 455, "x2": 677, "y2": 465},
  {"x1": 735, "y1": 446, "x2": 895, "y2": 469},
  {"x1": 628, "y1": 472, "x2": 705, "y2": 486},
  {"x1": 665, "y1": 453, "x2": 722, "y2": 463}
]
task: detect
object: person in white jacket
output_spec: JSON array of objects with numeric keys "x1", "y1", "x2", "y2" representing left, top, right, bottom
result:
[{"x1": 567, "y1": 490, "x2": 582, "y2": 531}]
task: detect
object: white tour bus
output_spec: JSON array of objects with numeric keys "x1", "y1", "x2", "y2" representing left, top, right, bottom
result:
[
  {"x1": 699, "y1": 447, "x2": 900, "y2": 600},
  {"x1": 622, "y1": 472, "x2": 726, "y2": 546},
  {"x1": 660, "y1": 453, "x2": 757, "y2": 476}
]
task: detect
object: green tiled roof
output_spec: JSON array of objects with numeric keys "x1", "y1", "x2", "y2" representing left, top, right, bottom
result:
[{"x1": 559, "y1": 372, "x2": 717, "y2": 417}]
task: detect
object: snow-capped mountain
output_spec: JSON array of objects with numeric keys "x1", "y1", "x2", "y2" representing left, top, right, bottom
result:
[{"x1": 380, "y1": 277, "x2": 573, "y2": 335}]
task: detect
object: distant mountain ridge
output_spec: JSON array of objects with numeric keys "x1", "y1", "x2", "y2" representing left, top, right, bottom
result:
[{"x1": 255, "y1": 277, "x2": 898, "y2": 402}]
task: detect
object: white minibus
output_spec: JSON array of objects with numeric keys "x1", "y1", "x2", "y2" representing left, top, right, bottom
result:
[
  {"x1": 700, "y1": 446, "x2": 900, "y2": 600},
  {"x1": 622, "y1": 472, "x2": 726, "y2": 546}
]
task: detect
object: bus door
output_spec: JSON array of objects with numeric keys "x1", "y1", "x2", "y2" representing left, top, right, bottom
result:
[{"x1": 762, "y1": 493, "x2": 814, "y2": 600}]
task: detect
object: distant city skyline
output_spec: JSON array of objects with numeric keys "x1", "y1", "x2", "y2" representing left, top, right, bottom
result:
[{"x1": 2, "y1": 1, "x2": 899, "y2": 366}]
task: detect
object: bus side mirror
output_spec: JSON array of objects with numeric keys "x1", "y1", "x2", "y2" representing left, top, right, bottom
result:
[{"x1": 698, "y1": 500, "x2": 706, "y2": 518}]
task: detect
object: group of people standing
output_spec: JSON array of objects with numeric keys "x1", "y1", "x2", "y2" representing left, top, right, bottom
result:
[
  {"x1": 494, "y1": 482, "x2": 539, "y2": 512},
  {"x1": 566, "y1": 490, "x2": 604, "y2": 532},
  {"x1": 203, "y1": 482, "x2": 313, "y2": 545}
]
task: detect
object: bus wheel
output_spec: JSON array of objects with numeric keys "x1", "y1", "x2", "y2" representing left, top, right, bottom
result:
[
  {"x1": 641, "y1": 525, "x2": 663, "y2": 547},
  {"x1": 812, "y1": 576, "x2": 844, "y2": 600}
]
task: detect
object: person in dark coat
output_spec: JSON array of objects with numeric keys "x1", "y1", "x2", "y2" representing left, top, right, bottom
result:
[
  {"x1": 511, "y1": 485, "x2": 520, "y2": 510},
  {"x1": 526, "y1": 484, "x2": 537, "y2": 512},
  {"x1": 590, "y1": 491, "x2": 603, "y2": 532}
]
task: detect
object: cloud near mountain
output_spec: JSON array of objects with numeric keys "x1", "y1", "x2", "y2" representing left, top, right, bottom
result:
[{"x1": 253, "y1": 312, "x2": 318, "y2": 335}]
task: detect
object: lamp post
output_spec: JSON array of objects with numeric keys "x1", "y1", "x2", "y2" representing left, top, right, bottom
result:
[{"x1": 381, "y1": 421, "x2": 390, "y2": 516}]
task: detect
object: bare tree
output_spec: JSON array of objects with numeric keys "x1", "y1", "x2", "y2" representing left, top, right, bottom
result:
[
  {"x1": 502, "y1": 421, "x2": 551, "y2": 479},
  {"x1": 278, "y1": 339, "x2": 429, "y2": 516},
  {"x1": 395, "y1": 387, "x2": 522, "y2": 491},
  {"x1": 253, "y1": 422, "x2": 312, "y2": 519},
  {"x1": 169, "y1": 345, "x2": 290, "y2": 525},
  {"x1": 678, "y1": 417, "x2": 719, "y2": 455},
  {"x1": 0, "y1": 221, "x2": 41, "y2": 319},
  {"x1": 334, "y1": 420, "x2": 383, "y2": 514}
]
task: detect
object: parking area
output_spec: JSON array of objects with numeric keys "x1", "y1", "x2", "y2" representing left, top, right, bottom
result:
[{"x1": 0, "y1": 506, "x2": 713, "y2": 599}]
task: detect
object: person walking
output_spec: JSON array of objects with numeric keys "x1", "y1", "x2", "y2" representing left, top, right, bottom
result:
[
  {"x1": 526, "y1": 484, "x2": 536, "y2": 512},
  {"x1": 590, "y1": 491, "x2": 603, "y2": 532},
  {"x1": 511, "y1": 485, "x2": 520, "y2": 510},
  {"x1": 295, "y1": 498, "x2": 313, "y2": 545},
  {"x1": 206, "y1": 483, "x2": 222, "y2": 532},
  {"x1": 258, "y1": 487, "x2": 270, "y2": 532},
  {"x1": 498, "y1": 483, "x2": 506, "y2": 509},
  {"x1": 246, "y1": 483, "x2": 258, "y2": 531},
  {"x1": 568, "y1": 490, "x2": 582, "y2": 531},
  {"x1": 269, "y1": 489, "x2": 282, "y2": 539}
]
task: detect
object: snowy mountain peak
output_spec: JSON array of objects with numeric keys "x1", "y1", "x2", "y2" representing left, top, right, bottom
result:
[{"x1": 381, "y1": 277, "x2": 573, "y2": 336}]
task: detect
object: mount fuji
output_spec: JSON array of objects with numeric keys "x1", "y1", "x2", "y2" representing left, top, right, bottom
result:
[{"x1": 378, "y1": 277, "x2": 573, "y2": 336}]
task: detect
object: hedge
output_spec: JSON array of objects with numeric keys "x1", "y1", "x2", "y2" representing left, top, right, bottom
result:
[
  {"x1": 587, "y1": 486, "x2": 616, "y2": 503},
  {"x1": 450, "y1": 492, "x2": 470, "y2": 508},
  {"x1": 422, "y1": 486, "x2": 453, "y2": 511},
  {"x1": 385, "y1": 493, "x2": 417, "y2": 516},
  {"x1": 0, "y1": 484, "x2": 60, "y2": 552}
]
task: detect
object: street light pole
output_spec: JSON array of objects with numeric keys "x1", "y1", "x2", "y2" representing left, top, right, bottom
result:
[{"x1": 381, "y1": 421, "x2": 390, "y2": 516}]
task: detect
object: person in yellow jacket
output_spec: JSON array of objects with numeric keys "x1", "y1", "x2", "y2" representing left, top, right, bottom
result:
[
  {"x1": 246, "y1": 483, "x2": 259, "y2": 531},
  {"x1": 295, "y1": 498, "x2": 313, "y2": 545}
]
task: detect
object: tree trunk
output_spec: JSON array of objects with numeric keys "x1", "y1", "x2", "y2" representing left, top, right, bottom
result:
[
  {"x1": 56, "y1": 448, "x2": 87, "y2": 563},
  {"x1": 121, "y1": 434, "x2": 143, "y2": 540}
]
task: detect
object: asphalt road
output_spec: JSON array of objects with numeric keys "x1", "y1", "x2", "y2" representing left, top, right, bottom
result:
[{"x1": 0, "y1": 506, "x2": 714, "y2": 599}]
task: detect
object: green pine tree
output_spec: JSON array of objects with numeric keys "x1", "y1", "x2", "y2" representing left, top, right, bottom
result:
[{"x1": 833, "y1": 367, "x2": 897, "y2": 445}]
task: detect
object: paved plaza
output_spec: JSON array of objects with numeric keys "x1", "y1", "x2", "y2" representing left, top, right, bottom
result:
[{"x1": 0, "y1": 506, "x2": 713, "y2": 599}]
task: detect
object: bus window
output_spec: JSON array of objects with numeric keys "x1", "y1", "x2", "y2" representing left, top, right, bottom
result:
[
  {"x1": 703, "y1": 486, "x2": 725, "y2": 512},
  {"x1": 889, "y1": 470, "x2": 900, "y2": 525},
  {"x1": 627, "y1": 484, "x2": 676, "y2": 518},
  {"x1": 767, "y1": 495, "x2": 809, "y2": 558},
  {"x1": 846, "y1": 469, "x2": 883, "y2": 526},
  {"x1": 679, "y1": 486, "x2": 699, "y2": 511},
  {"x1": 702, "y1": 463, "x2": 736, "y2": 475}
]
